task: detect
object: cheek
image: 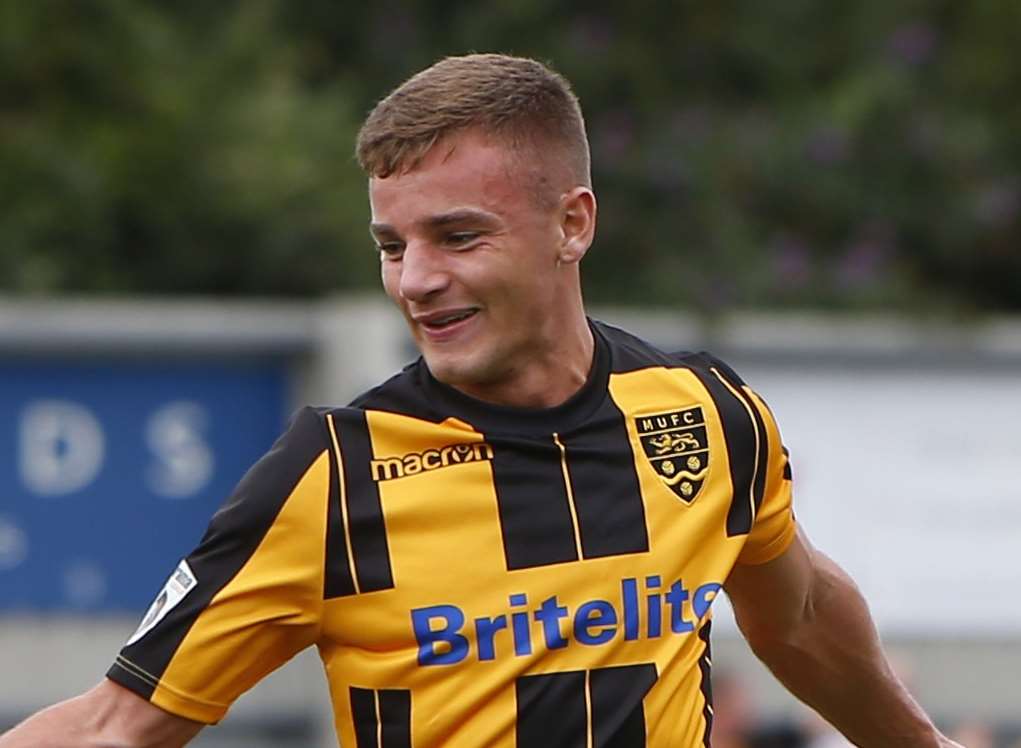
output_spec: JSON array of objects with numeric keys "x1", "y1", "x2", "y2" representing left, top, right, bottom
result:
[{"x1": 380, "y1": 262, "x2": 401, "y2": 300}]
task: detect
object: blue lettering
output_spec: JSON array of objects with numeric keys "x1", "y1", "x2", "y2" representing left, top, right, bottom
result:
[
  {"x1": 412, "y1": 605, "x2": 468, "y2": 666},
  {"x1": 510, "y1": 594, "x2": 532, "y2": 656},
  {"x1": 474, "y1": 615, "x2": 508, "y2": 661},
  {"x1": 534, "y1": 596, "x2": 569, "y2": 649},
  {"x1": 410, "y1": 576, "x2": 724, "y2": 666},
  {"x1": 574, "y1": 600, "x2": 617, "y2": 645},
  {"x1": 621, "y1": 577, "x2": 640, "y2": 640},
  {"x1": 646, "y1": 575, "x2": 663, "y2": 638},
  {"x1": 665, "y1": 580, "x2": 694, "y2": 633},
  {"x1": 693, "y1": 582, "x2": 722, "y2": 620}
]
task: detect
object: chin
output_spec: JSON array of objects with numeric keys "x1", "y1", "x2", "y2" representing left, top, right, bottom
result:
[{"x1": 423, "y1": 350, "x2": 498, "y2": 389}]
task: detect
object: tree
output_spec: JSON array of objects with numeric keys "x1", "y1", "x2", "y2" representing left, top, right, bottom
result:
[{"x1": 2, "y1": 0, "x2": 1019, "y2": 311}]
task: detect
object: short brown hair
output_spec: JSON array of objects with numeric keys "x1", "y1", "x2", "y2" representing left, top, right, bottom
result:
[{"x1": 356, "y1": 53, "x2": 591, "y2": 191}]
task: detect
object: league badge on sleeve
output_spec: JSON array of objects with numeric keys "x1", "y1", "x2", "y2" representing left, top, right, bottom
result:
[
  {"x1": 125, "y1": 559, "x2": 197, "y2": 646},
  {"x1": 635, "y1": 406, "x2": 710, "y2": 504}
]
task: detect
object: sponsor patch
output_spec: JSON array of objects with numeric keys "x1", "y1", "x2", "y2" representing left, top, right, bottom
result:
[
  {"x1": 635, "y1": 407, "x2": 710, "y2": 504},
  {"x1": 126, "y1": 559, "x2": 197, "y2": 646}
]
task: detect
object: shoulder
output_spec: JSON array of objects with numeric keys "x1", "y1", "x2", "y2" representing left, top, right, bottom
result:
[
  {"x1": 205, "y1": 406, "x2": 332, "y2": 535},
  {"x1": 593, "y1": 319, "x2": 745, "y2": 383},
  {"x1": 343, "y1": 359, "x2": 446, "y2": 423}
]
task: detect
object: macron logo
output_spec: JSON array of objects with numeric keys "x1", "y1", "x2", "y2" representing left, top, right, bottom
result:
[{"x1": 370, "y1": 442, "x2": 494, "y2": 482}]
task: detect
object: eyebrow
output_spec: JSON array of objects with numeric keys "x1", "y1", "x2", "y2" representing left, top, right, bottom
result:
[{"x1": 370, "y1": 208, "x2": 501, "y2": 236}]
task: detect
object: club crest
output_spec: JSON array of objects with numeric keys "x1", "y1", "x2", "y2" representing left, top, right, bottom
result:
[{"x1": 635, "y1": 407, "x2": 710, "y2": 503}]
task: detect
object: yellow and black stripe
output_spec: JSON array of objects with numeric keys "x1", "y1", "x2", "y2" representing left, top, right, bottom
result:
[
  {"x1": 516, "y1": 663, "x2": 658, "y2": 747},
  {"x1": 351, "y1": 686, "x2": 412, "y2": 747},
  {"x1": 326, "y1": 410, "x2": 394, "y2": 595},
  {"x1": 109, "y1": 320, "x2": 796, "y2": 745}
]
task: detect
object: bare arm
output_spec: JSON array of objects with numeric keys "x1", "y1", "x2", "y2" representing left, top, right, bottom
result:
[
  {"x1": 0, "y1": 678, "x2": 204, "y2": 748},
  {"x1": 725, "y1": 526, "x2": 961, "y2": 748}
]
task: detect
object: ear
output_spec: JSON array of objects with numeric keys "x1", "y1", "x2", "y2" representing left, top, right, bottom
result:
[{"x1": 558, "y1": 187, "x2": 597, "y2": 265}]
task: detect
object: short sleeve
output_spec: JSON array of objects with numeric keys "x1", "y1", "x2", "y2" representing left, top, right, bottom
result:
[
  {"x1": 107, "y1": 407, "x2": 331, "y2": 723},
  {"x1": 736, "y1": 388, "x2": 797, "y2": 565}
]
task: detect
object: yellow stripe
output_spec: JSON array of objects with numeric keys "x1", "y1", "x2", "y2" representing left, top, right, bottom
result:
[
  {"x1": 115, "y1": 655, "x2": 160, "y2": 687},
  {"x1": 553, "y1": 432, "x2": 584, "y2": 561},
  {"x1": 375, "y1": 689, "x2": 383, "y2": 746},
  {"x1": 710, "y1": 367, "x2": 761, "y2": 523},
  {"x1": 326, "y1": 413, "x2": 361, "y2": 595}
]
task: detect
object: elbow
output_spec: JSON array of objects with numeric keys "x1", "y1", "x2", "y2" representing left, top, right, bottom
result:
[
  {"x1": 737, "y1": 553, "x2": 857, "y2": 662},
  {"x1": 736, "y1": 601, "x2": 822, "y2": 673},
  {"x1": 736, "y1": 613, "x2": 800, "y2": 661}
]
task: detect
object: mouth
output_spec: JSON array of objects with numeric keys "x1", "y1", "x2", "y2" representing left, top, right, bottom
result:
[{"x1": 414, "y1": 308, "x2": 480, "y2": 340}]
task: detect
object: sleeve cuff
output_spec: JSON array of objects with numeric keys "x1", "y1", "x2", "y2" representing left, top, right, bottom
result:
[
  {"x1": 736, "y1": 518, "x2": 797, "y2": 566},
  {"x1": 107, "y1": 657, "x2": 227, "y2": 724}
]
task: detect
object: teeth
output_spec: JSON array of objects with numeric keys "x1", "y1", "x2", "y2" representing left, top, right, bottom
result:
[{"x1": 432, "y1": 310, "x2": 474, "y2": 326}]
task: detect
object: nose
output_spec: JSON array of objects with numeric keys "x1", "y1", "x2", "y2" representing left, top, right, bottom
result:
[{"x1": 398, "y1": 242, "x2": 449, "y2": 302}]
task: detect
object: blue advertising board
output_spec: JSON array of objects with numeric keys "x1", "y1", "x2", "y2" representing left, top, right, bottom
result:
[{"x1": 0, "y1": 358, "x2": 288, "y2": 612}]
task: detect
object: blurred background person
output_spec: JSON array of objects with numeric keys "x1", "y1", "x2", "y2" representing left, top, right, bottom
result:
[
  {"x1": 709, "y1": 669, "x2": 758, "y2": 748},
  {"x1": 948, "y1": 721, "x2": 997, "y2": 748}
]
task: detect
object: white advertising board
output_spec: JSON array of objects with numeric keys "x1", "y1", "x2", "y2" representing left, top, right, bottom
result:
[{"x1": 716, "y1": 364, "x2": 1021, "y2": 636}]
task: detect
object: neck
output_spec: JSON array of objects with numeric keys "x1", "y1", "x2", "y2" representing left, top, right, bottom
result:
[{"x1": 454, "y1": 313, "x2": 595, "y2": 409}]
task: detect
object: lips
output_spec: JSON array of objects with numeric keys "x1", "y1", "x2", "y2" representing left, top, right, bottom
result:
[
  {"x1": 420, "y1": 309, "x2": 478, "y2": 329},
  {"x1": 410, "y1": 306, "x2": 477, "y2": 340},
  {"x1": 413, "y1": 308, "x2": 480, "y2": 340}
]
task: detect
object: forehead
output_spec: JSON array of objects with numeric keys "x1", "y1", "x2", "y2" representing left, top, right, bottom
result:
[{"x1": 368, "y1": 131, "x2": 534, "y2": 224}]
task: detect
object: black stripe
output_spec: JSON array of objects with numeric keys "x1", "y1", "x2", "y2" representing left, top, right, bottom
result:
[
  {"x1": 349, "y1": 363, "x2": 448, "y2": 423},
  {"x1": 333, "y1": 410, "x2": 394, "y2": 592},
  {"x1": 563, "y1": 401, "x2": 648, "y2": 559},
  {"x1": 350, "y1": 686, "x2": 379, "y2": 748},
  {"x1": 687, "y1": 364, "x2": 757, "y2": 536},
  {"x1": 594, "y1": 319, "x2": 681, "y2": 373},
  {"x1": 324, "y1": 426, "x2": 356, "y2": 598},
  {"x1": 109, "y1": 407, "x2": 326, "y2": 698},
  {"x1": 516, "y1": 670, "x2": 587, "y2": 748},
  {"x1": 697, "y1": 620, "x2": 713, "y2": 747},
  {"x1": 782, "y1": 446, "x2": 793, "y2": 480},
  {"x1": 590, "y1": 663, "x2": 658, "y2": 748},
  {"x1": 106, "y1": 657, "x2": 158, "y2": 701},
  {"x1": 730, "y1": 381, "x2": 769, "y2": 516},
  {"x1": 491, "y1": 435, "x2": 579, "y2": 570},
  {"x1": 700, "y1": 356, "x2": 769, "y2": 514},
  {"x1": 379, "y1": 689, "x2": 412, "y2": 748}
]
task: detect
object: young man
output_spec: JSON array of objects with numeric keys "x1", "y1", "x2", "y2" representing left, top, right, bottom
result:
[{"x1": 2, "y1": 54, "x2": 962, "y2": 748}]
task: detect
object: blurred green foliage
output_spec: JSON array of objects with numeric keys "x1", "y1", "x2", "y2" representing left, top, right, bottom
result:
[{"x1": 2, "y1": 0, "x2": 1019, "y2": 312}]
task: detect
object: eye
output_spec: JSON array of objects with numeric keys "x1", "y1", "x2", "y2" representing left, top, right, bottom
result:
[
  {"x1": 446, "y1": 232, "x2": 480, "y2": 248},
  {"x1": 376, "y1": 241, "x2": 405, "y2": 259}
]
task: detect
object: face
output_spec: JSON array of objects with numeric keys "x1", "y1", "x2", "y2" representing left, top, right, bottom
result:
[{"x1": 369, "y1": 130, "x2": 591, "y2": 396}]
